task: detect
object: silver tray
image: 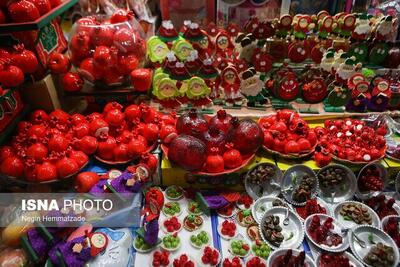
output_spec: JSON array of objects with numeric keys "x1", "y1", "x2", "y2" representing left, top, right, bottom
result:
[
  {"x1": 259, "y1": 207, "x2": 304, "y2": 250},
  {"x1": 245, "y1": 162, "x2": 283, "y2": 200},
  {"x1": 381, "y1": 215, "x2": 400, "y2": 241},
  {"x1": 349, "y1": 225, "x2": 400, "y2": 267},
  {"x1": 315, "y1": 252, "x2": 364, "y2": 267},
  {"x1": 333, "y1": 201, "x2": 381, "y2": 229},
  {"x1": 317, "y1": 164, "x2": 357, "y2": 204},
  {"x1": 267, "y1": 249, "x2": 316, "y2": 267},
  {"x1": 281, "y1": 165, "x2": 318, "y2": 206},
  {"x1": 252, "y1": 196, "x2": 292, "y2": 224},
  {"x1": 304, "y1": 213, "x2": 349, "y2": 252},
  {"x1": 356, "y1": 162, "x2": 388, "y2": 200}
]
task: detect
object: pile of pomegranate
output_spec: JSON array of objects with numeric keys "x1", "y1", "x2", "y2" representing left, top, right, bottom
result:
[
  {"x1": 0, "y1": 44, "x2": 38, "y2": 87},
  {"x1": 258, "y1": 109, "x2": 316, "y2": 156},
  {"x1": 162, "y1": 109, "x2": 263, "y2": 173},
  {"x1": 0, "y1": 0, "x2": 61, "y2": 24},
  {"x1": 0, "y1": 102, "x2": 163, "y2": 182},
  {"x1": 0, "y1": 109, "x2": 93, "y2": 182},
  {"x1": 67, "y1": 12, "x2": 147, "y2": 87},
  {"x1": 317, "y1": 118, "x2": 386, "y2": 163},
  {"x1": 92, "y1": 102, "x2": 162, "y2": 163}
]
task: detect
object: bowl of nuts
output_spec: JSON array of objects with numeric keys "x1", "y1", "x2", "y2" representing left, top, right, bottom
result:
[
  {"x1": 245, "y1": 163, "x2": 283, "y2": 200},
  {"x1": 317, "y1": 164, "x2": 357, "y2": 204},
  {"x1": 333, "y1": 201, "x2": 381, "y2": 228}
]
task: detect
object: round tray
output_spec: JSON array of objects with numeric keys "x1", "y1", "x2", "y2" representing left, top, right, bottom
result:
[
  {"x1": 245, "y1": 256, "x2": 267, "y2": 266},
  {"x1": 262, "y1": 145, "x2": 316, "y2": 159},
  {"x1": 162, "y1": 202, "x2": 182, "y2": 218},
  {"x1": 349, "y1": 225, "x2": 399, "y2": 267},
  {"x1": 133, "y1": 236, "x2": 157, "y2": 253},
  {"x1": 245, "y1": 162, "x2": 283, "y2": 200},
  {"x1": 304, "y1": 213, "x2": 349, "y2": 252},
  {"x1": 0, "y1": 161, "x2": 88, "y2": 186},
  {"x1": 259, "y1": 207, "x2": 304, "y2": 250},
  {"x1": 160, "y1": 236, "x2": 181, "y2": 252},
  {"x1": 331, "y1": 147, "x2": 386, "y2": 165},
  {"x1": 165, "y1": 185, "x2": 184, "y2": 201},
  {"x1": 252, "y1": 196, "x2": 292, "y2": 224},
  {"x1": 189, "y1": 230, "x2": 211, "y2": 249},
  {"x1": 160, "y1": 216, "x2": 183, "y2": 234},
  {"x1": 267, "y1": 249, "x2": 316, "y2": 267},
  {"x1": 315, "y1": 252, "x2": 364, "y2": 267},
  {"x1": 218, "y1": 220, "x2": 237, "y2": 240},
  {"x1": 356, "y1": 162, "x2": 388, "y2": 200},
  {"x1": 317, "y1": 164, "x2": 357, "y2": 204},
  {"x1": 161, "y1": 144, "x2": 254, "y2": 176},
  {"x1": 281, "y1": 164, "x2": 318, "y2": 206},
  {"x1": 333, "y1": 201, "x2": 381, "y2": 229},
  {"x1": 199, "y1": 246, "x2": 221, "y2": 266},
  {"x1": 95, "y1": 141, "x2": 157, "y2": 165},
  {"x1": 381, "y1": 215, "x2": 400, "y2": 235}
]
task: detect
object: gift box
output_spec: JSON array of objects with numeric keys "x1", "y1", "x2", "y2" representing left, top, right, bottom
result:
[{"x1": 0, "y1": 89, "x2": 24, "y2": 134}]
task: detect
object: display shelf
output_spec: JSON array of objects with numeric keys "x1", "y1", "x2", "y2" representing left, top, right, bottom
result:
[
  {"x1": 64, "y1": 88, "x2": 143, "y2": 97},
  {"x1": 0, "y1": 0, "x2": 78, "y2": 33},
  {"x1": 0, "y1": 105, "x2": 29, "y2": 145}
]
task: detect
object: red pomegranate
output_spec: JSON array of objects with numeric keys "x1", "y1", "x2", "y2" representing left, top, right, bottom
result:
[
  {"x1": 1, "y1": 157, "x2": 24, "y2": 177},
  {"x1": 35, "y1": 162, "x2": 57, "y2": 181},
  {"x1": 223, "y1": 144, "x2": 243, "y2": 169},
  {"x1": 30, "y1": 110, "x2": 49, "y2": 124},
  {"x1": 202, "y1": 127, "x2": 226, "y2": 153},
  {"x1": 128, "y1": 135, "x2": 147, "y2": 157},
  {"x1": 97, "y1": 136, "x2": 117, "y2": 160},
  {"x1": 227, "y1": 118, "x2": 264, "y2": 155},
  {"x1": 68, "y1": 150, "x2": 89, "y2": 168},
  {"x1": 208, "y1": 110, "x2": 233, "y2": 133},
  {"x1": 56, "y1": 157, "x2": 79, "y2": 177},
  {"x1": 48, "y1": 134, "x2": 69, "y2": 152},
  {"x1": 205, "y1": 147, "x2": 224, "y2": 173},
  {"x1": 168, "y1": 135, "x2": 206, "y2": 171},
  {"x1": 114, "y1": 144, "x2": 130, "y2": 161},
  {"x1": 160, "y1": 124, "x2": 177, "y2": 144},
  {"x1": 27, "y1": 143, "x2": 48, "y2": 161},
  {"x1": 0, "y1": 146, "x2": 14, "y2": 162},
  {"x1": 78, "y1": 136, "x2": 98, "y2": 155},
  {"x1": 176, "y1": 109, "x2": 208, "y2": 137},
  {"x1": 125, "y1": 104, "x2": 141, "y2": 122}
]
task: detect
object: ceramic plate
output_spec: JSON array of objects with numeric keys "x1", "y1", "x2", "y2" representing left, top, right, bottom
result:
[
  {"x1": 245, "y1": 256, "x2": 267, "y2": 266},
  {"x1": 317, "y1": 164, "x2": 357, "y2": 204},
  {"x1": 165, "y1": 185, "x2": 184, "y2": 201},
  {"x1": 281, "y1": 165, "x2": 318, "y2": 206},
  {"x1": 305, "y1": 214, "x2": 349, "y2": 252},
  {"x1": 315, "y1": 252, "x2": 364, "y2": 267},
  {"x1": 267, "y1": 249, "x2": 316, "y2": 267},
  {"x1": 160, "y1": 216, "x2": 183, "y2": 234},
  {"x1": 381, "y1": 215, "x2": 400, "y2": 242},
  {"x1": 245, "y1": 163, "x2": 283, "y2": 200},
  {"x1": 228, "y1": 239, "x2": 251, "y2": 258},
  {"x1": 292, "y1": 197, "x2": 332, "y2": 221},
  {"x1": 133, "y1": 236, "x2": 157, "y2": 253},
  {"x1": 218, "y1": 221, "x2": 237, "y2": 240},
  {"x1": 333, "y1": 201, "x2": 381, "y2": 229},
  {"x1": 162, "y1": 202, "x2": 182, "y2": 218},
  {"x1": 252, "y1": 196, "x2": 291, "y2": 224},
  {"x1": 259, "y1": 207, "x2": 304, "y2": 250},
  {"x1": 189, "y1": 230, "x2": 211, "y2": 249},
  {"x1": 199, "y1": 246, "x2": 221, "y2": 267},
  {"x1": 349, "y1": 225, "x2": 400, "y2": 267}
]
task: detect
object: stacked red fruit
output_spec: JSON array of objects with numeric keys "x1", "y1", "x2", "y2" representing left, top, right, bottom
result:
[
  {"x1": 317, "y1": 118, "x2": 386, "y2": 163},
  {"x1": 383, "y1": 217, "x2": 400, "y2": 247},
  {"x1": 223, "y1": 256, "x2": 243, "y2": 267},
  {"x1": 201, "y1": 246, "x2": 220, "y2": 266},
  {"x1": 358, "y1": 166, "x2": 384, "y2": 193},
  {"x1": 320, "y1": 253, "x2": 352, "y2": 267},
  {"x1": 1, "y1": 0, "x2": 61, "y2": 24},
  {"x1": 173, "y1": 254, "x2": 195, "y2": 267},
  {"x1": 94, "y1": 102, "x2": 160, "y2": 163},
  {"x1": 295, "y1": 199, "x2": 327, "y2": 219},
  {"x1": 152, "y1": 250, "x2": 170, "y2": 267},
  {"x1": 68, "y1": 12, "x2": 148, "y2": 88},
  {"x1": 163, "y1": 216, "x2": 182, "y2": 233},
  {"x1": 246, "y1": 257, "x2": 266, "y2": 267},
  {"x1": 165, "y1": 109, "x2": 263, "y2": 173},
  {"x1": 365, "y1": 195, "x2": 397, "y2": 219},
  {"x1": 258, "y1": 109, "x2": 316, "y2": 156},
  {"x1": 221, "y1": 220, "x2": 236, "y2": 237},
  {"x1": 0, "y1": 45, "x2": 38, "y2": 87},
  {"x1": 0, "y1": 109, "x2": 93, "y2": 182}
]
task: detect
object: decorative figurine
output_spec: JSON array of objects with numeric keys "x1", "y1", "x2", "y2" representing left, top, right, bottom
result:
[
  {"x1": 349, "y1": 42, "x2": 368, "y2": 63},
  {"x1": 320, "y1": 50, "x2": 335, "y2": 73},
  {"x1": 346, "y1": 80, "x2": 371, "y2": 112},
  {"x1": 152, "y1": 75, "x2": 182, "y2": 109},
  {"x1": 215, "y1": 31, "x2": 234, "y2": 59},
  {"x1": 302, "y1": 77, "x2": 328, "y2": 103},
  {"x1": 172, "y1": 39, "x2": 195, "y2": 62},
  {"x1": 368, "y1": 42, "x2": 389, "y2": 66},
  {"x1": 293, "y1": 15, "x2": 314, "y2": 40},
  {"x1": 185, "y1": 76, "x2": 212, "y2": 107},
  {"x1": 141, "y1": 187, "x2": 164, "y2": 246},
  {"x1": 317, "y1": 15, "x2": 335, "y2": 39},
  {"x1": 220, "y1": 65, "x2": 242, "y2": 106},
  {"x1": 338, "y1": 14, "x2": 356, "y2": 38},
  {"x1": 273, "y1": 14, "x2": 292, "y2": 39},
  {"x1": 369, "y1": 78, "x2": 392, "y2": 111},
  {"x1": 157, "y1": 20, "x2": 179, "y2": 43},
  {"x1": 373, "y1": 15, "x2": 395, "y2": 41},
  {"x1": 336, "y1": 57, "x2": 360, "y2": 84},
  {"x1": 147, "y1": 37, "x2": 170, "y2": 65},
  {"x1": 352, "y1": 14, "x2": 372, "y2": 40},
  {"x1": 240, "y1": 68, "x2": 267, "y2": 107}
]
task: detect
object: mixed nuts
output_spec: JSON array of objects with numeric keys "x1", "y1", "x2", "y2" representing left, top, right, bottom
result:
[
  {"x1": 262, "y1": 215, "x2": 284, "y2": 247},
  {"x1": 292, "y1": 174, "x2": 317, "y2": 203},
  {"x1": 247, "y1": 164, "x2": 276, "y2": 185},
  {"x1": 364, "y1": 242, "x2": 395, "y2": 267},
  {"x1": 318, "y1": 167, "x2": 346, "y2": 188},
  {"x1": 339, "y1": 203, "x2": 372, "y2": 225}
]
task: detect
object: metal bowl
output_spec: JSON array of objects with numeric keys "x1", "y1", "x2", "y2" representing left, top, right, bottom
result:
[
  {"x1": 356, "y1": 161, "x2": 388, "y2": 200},
  {"x1": 252, "y1": 196, "x2": 292, "y2": 224},
  {"x1": 315, "y1": 252, "x2": 364, "y2": 267},
  {"x1": 292, "y1": 197, "x2": 332, "y2": 221},
  {"x1": 267, "y1": 248, "x2": 316, "y2": 267},
  {"x1": 281, "y1": 165, "x2": 318, "y2": 206},
  {"x1": 304, "y1": 213, "x2": 349, "y2": 252},
  {"x1": 259, "y1": 207, "x2": 304, "y2": 250},
  {"x1": 381, "y1": 215, "x2": 400, "y2": 240},
  {"x1": 349, "y1": 225, "x2": 400, "y2": 267},
  {"x1": 317, "y1": 164, "x2": 357, "y2": 204},
  {"x1": 333, "y1": 201, "x2": 381, "y2": 229},
  {"x1": 245, "y1": 162, "x2": 283, "y2": 200}
]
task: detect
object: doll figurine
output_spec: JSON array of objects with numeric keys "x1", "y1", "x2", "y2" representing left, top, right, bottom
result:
[
  {"x1": 183, "y1": 22, "x2": 203, "y2": 42},
  {"x1": 338, "y1": 14, "x2": 356, "y2": 38},
  {"x1": 142, "y1": 187, "x2": 164, "y2": 246},
  {"x1": 215, "y1": 31, "x2": 234, "y2": 59},
  {"x1": 157, "y1": 20, "x2": 179, "y2": 43},
  {"x1": 293, "y1": 15, "x2": 314, "y2": 40},
  {"x1": 302, "y1": 78, "x2": 328, "y2": 103},
  {"x1": 198, "y1": 58, "x2": 220, "y2": 99},
  {"x1": 163, "y1": 51, "x2": 178, "y2": 74},
  {"x1": 192, "y1": 30, "x2": 214, "y2": 59},
  {"x1": 184, "y1": 50, "x2": 201, "y2": 74},
  {"x1": 220, "y1": 65, "x2": 242, "y2": 106},
  {"x1": 147, "y1": 37, "x2": 170, "y2": 65},
  {"x1": 243, "y1": 16, "x2": 259, "y2": 34},
  {"x1": 185, "y1": 77, "x2": 212, "y2": 106},
  {"x1": 320, "y1": 50, "x2": 335, "y2": 74},
  {"x1": 352, "y1": 14, "x2": 372, "y2": 40},
  {"x1": 347, "y1": 73, "x2": 366, "y2": 90},
  {"x1": 152, "y1": 76, "x2": 182, "y2": 109},
  {"x1": 332, "y1": 50, "x2": 347, "y2": 74},
  {"x1": 226, "y1": 22, "x2": 241, "y2": 39},
  {"x1": 318, "y1": 15, "x2": 335, "y2": 39},
  {"x1": 240, "y1": 68, "x2": 266, "y2": 107},
  {"x1": 346, "y1": 81, "x2": 370, "y2": 112},
  {"x1": 373, "y1": 15, "x2": 395, "y2": 41},
  {"x1": 369, "y1": 78, "x2": 392, "y2": 111},
  {"x1": 273, "y1": 14, "x2": 292, "y2": 39},
  {"x1": 336, "y1": 58, "x2": 360, "y2": 84},
  {"x1": 236, "y1": 34, "x2": 256, "y2": 63},
  {"x1": 172, "y1": 39, "x2": 195, "y2": 62}
]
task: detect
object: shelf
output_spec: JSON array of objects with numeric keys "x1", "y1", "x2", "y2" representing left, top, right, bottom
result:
[
  {"x1": 64, "y1": 88, "x2": 146, "y2": 97},
  {"x1": 0, "y1": 0, "x2": 78, "y2": 33}
]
